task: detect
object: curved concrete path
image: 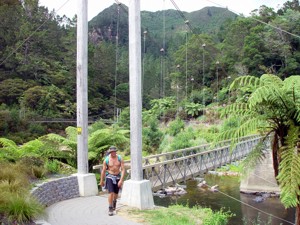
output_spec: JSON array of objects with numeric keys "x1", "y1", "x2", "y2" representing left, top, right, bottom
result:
[{"x1": 36, "y1": 195, "x2": 144, "y2": 225}]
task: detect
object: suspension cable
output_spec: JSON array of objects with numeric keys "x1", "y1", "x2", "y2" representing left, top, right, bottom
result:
[{"x1": 204, "y1": 182, "x2": 295, "y2": 225}]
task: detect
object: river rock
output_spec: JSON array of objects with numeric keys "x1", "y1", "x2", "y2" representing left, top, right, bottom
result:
[
  {"x1": 197, "y1": 180, "x2": 208, "y2": 188},
  {"x1": 210, "y1": 185, "x2": 219, "y2": 192}
]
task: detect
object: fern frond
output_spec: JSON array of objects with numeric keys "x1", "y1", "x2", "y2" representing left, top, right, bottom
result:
[
  {"x1": 233, "y1": 117, "x2": 264, "y2": 138},
  {"x1": 230, "y1": 75, "x2": 260, "y2": 91},
  {"x1": 0, "y1": 138, "x2": 20, "y2": 160},
  {"x1": 20, "y1": 139, "x2": 44, "y2": 156},
  {"x1": 240, "y1": 141, "x2": 266, "y2": 175},
  {"x1": 65, "y1": 126, "x2": 77, "y2": 142},
  {"x1": 248, "y1": 85, "x2": 278, "y2": 109},
  {"x1": 220, "y1": 103, "x2": 249, "y2": 118},
  {"x1": 283, "y1": 75, "x2": 300, "y2": 91},
  {"x1": 260, "y1": 74, "x2": 283, "y2": 87},
  {"x1": 0, "y1": 138, "x2": 18, "y2": 150},
  {"x1": 277, "y1": 124, "x2": 300, "y2": 208},
  {"x1": 277, "y1": 146, "x2": 300, "y2": 208}
]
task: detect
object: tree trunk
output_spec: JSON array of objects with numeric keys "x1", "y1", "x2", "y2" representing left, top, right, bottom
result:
[
  {"x1": 296, "y1": 204, "x2": 300, "y2": 225},
  {"x1": 272, "y1": 134, "x2": 279, "y2": 178}
]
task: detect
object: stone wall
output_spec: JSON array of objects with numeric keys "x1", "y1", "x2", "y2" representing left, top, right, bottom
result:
[{"x1": 31, "y1": 175, "x2": 79, "y2": 207}]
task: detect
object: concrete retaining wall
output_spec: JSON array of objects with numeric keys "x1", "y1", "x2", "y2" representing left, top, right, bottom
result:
[{"x1": 31, "y1": 175, "x2": 79, "y2": 207}]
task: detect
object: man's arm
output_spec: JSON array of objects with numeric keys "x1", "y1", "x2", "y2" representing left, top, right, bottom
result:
[
  {"x1": 118, "y1": 159, "x2": 126, "y2": 188},
  {"x1": 100, "y1": 160, "x2": 107, "y2": 187}
]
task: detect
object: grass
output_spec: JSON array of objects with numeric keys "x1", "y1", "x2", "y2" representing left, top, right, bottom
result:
[
  {"x1": 122, "y1": 204, "x2": 233, "y2": 225},
  {"x1": 0, "y1": 160, "x2": 45, "y2": 224}
]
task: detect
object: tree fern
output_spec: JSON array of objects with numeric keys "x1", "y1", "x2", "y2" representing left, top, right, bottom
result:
[
  {"x1": 20, "y1": 139, "x2": 44, "y2": 157},
  {"x1": 0, "y1": 138, "x2": 20, "y2": 160},
  {"x1": 218, "y1": 74, "x2": 300, "y2": 218},
  {"x1": 229, "y1": 75, "x2": 260, "y2": 91},
  {"x1": 260, "y1": 74, "x2": 283, "y2": 87}
]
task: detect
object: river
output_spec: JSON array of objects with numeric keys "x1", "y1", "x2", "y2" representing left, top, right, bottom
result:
[{"x1": 153, "y1": 174, "x2": 295, "y2": 225}]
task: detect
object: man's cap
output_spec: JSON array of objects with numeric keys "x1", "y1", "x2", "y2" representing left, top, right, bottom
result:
[{"x1": 107, "y1": 146, "x2": 117, "y2": 154}]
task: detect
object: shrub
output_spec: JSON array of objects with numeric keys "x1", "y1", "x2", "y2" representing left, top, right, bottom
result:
[{"x1": 167, "y1": 118, "x2": 185, "y2": 136}]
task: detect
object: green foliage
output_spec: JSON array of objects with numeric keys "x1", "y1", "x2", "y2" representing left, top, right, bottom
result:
[
  {"x1": 202, "y1": 208, "x2": 233, "y2": 225},
  {"x1": 129, "y1": 204, "x2": 232, "y2": 225},
  {"x1": 143, "y1": 117, "x2": 163, "y2": 154},
  {"x1": 170, "y1": 128, "x2": 195, "y2": 151},
  {"x1": 4, "y1": 194, "x2": 44, "y2": 223},
  {"x1": 167, "y1": 118, "x2": 185, "y2": 136},
  {"x1": 0, "y1": 160, "x2": 44, "y2": 223},
  {"x1": 88, "y1": 125, "x2": 130, "y2": 164},
  {"x1": 149, "y1": 97, "x2": 176, "y2": 119},
  {"x1": 277, "y1": 124, "x2": 300, "y2": 208},
  {"x1": 118, "y1": 107, "x2": 130, "y2": 129},
  {"x1": 218, "y1": 74, "x2": 300, "y2": 212},
  {"x1": 185, "y1": 102, "x2": 204, "y2": 117}
]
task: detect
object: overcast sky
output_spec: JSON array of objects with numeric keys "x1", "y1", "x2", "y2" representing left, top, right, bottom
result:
[{"x1": 39, "y1": 0, "x2": 287, "y2": 20}]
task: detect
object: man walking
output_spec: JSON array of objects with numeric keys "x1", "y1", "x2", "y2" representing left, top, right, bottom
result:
[{"x1": 100, "y1": 146, "x2": 125, "y2": 216}]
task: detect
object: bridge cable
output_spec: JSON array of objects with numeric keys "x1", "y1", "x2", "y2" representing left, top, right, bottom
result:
[
  {"x1": 204, "y1": 183, "x2": 295, "y2": 225},
  {"x1": 0, "y1": 0, "x2": 71, "y2": 67}
]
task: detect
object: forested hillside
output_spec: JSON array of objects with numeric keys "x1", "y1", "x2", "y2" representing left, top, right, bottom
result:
[{"x1": 0, "y1": 0, "x2": 300, "y2": 143}]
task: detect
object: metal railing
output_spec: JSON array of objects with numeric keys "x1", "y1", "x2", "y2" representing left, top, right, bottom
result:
[{"x1": 93, "y1": 135, "x2": 270, "y2": 191}]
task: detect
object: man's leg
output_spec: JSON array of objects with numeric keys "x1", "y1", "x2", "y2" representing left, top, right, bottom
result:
[
  {"x1": 108, "y1": 192, "x2": 114, "y2": 216},
  {"x1": 113, "y1": 193, "x2": 118, "y2": 210},
  {"x1": 106, "y1": 178, "x2": 114, "y2": 216}
]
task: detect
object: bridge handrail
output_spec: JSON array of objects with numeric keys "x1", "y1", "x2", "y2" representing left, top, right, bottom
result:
[
  {"x1": 136, "y1": 134, "x2": 259, "y2": 165},
  {"x1": 92, "y1": 134, "x2": 260, "y2": 170},
  {"x1": 141, "y1": 135, "x2": 262, "y2": 169}
]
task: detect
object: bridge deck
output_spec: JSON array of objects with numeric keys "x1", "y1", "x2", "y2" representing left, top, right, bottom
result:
[{"x1": 93, "y1": 135, "x2": 269, "y2": 191}]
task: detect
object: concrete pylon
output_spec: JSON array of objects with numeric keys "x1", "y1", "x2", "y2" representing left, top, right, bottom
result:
[
  {"x1": 240, "y1": 150, "x2": 280, "y2": 194},
  {"x1": 120, "y1": 0, "x2": 154, "y2": 209},
  {"x1": 76, "y1": 0, "x2": 97, "y2": 196}
]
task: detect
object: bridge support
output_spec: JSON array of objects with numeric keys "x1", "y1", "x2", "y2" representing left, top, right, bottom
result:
[
  {"x1": 121, "y1": 180, "x2": 154, "y2": 209},
  {"x1": 76, "y1": 173, "x2": 98, "y2": 196},
  {"x1": 120, "y1": 0, "x2": 154, "y2": 209},
  {"x1": 240, "y1": 150, "x2": 280, "y2": 194},
  {"x1": 75, "y1": 0, "x2": 98, "y2": 196}
]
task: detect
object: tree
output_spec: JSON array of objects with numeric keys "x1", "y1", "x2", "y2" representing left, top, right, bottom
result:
[{"x1": 218, "y1": 74, "x2": 300, "y2": 224}]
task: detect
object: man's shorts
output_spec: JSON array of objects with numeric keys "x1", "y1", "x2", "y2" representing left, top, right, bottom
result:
[{"x1": 105, "y1": 174, "x2": 120, "y2": 194}]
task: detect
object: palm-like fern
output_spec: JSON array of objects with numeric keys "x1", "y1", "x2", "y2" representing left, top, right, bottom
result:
[
  {"x1": 0, "y1": 138, "x2": 45, "y2": 161},
  {"x1": 218, "y1": 74, "x2": 300, "y2": 214},
  {"x1": 88, "y1": 125, "x2": 129, "y2": 164}
]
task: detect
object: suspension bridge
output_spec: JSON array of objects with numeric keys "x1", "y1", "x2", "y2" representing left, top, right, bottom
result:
[{"x1": 94, "y1": 135, "x2": 269, "y2": 191}]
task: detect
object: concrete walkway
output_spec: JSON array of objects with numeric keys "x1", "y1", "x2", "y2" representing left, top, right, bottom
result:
[{"x1": 36, "y1": 194, "x2": 144, "y2": 225}]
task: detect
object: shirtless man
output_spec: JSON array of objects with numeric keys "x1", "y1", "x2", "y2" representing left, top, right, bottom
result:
[{"x1": 100, "y1": 146, "x2": 125, "y2": 216}]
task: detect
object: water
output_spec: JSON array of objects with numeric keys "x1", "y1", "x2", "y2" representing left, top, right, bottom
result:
[{"x1": 153, "y1": 175, "x2": 295, "y2": 225}]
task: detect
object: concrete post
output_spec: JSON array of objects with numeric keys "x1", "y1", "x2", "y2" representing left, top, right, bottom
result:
[
  {"x1": 76, "y1": 0, "x2": 97, "y2": 196},
  {"x1": 120, "y1": 0, "x2": 154, "y2": 209}
]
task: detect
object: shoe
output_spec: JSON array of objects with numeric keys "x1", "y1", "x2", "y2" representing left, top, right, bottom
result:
[
  {"x1": 108, "y1": 207, "x2": 113, "y2": 216},
  {"x1": 113, "y1": 200, "x2": 117, "y2": 210}
]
